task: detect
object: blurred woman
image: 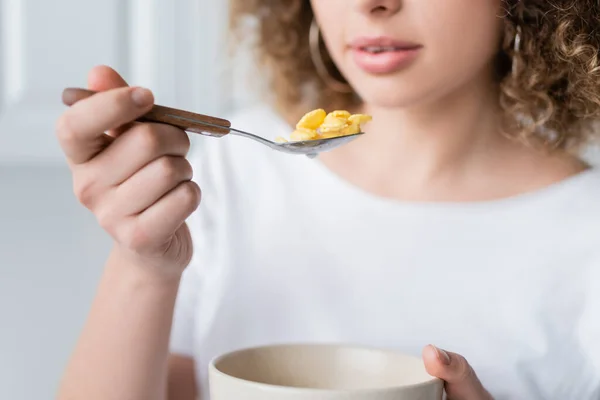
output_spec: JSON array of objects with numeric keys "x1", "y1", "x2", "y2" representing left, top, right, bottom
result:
[{"x1": 56, "y1": 1, "x2": 600, "y2": 399}]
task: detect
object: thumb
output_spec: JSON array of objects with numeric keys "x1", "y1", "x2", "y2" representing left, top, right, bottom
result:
[
  {"x1": 87, "y1": 65, "x2": 129, "y2": 91},
  {"x1": 422, "y1": 345, "x2": 493, "y2": 400},
  {"x1": 87, "y1": 65, "x2": 135, "y2": 137}
]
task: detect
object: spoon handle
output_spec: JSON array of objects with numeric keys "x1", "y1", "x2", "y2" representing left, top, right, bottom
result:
[{"x1": 62, "y1": 88, "x2": 232, "y2": 137}]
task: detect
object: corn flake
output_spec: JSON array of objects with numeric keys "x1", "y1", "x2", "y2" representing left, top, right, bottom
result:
[
  {"x1": 290, "y1": 127, "x2": 319, "y2": 142},
  {"x1": 329, "y1": 110, "x2": 351, "y2": 120},
  {"x1": 296, "y1": 109, "x2": 326, "y2": 130},
  {"x1": 348, "y1": 114, "x2": 372, "y2": 125},
  {"x1": 320, "y1": 115, "x2": 348, "y2": 133},
  {"x1": 341, "y1": 122, "x2": 361, "y2": 135}
]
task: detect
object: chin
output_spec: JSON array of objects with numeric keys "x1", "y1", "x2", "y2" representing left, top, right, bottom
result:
[
  {"x1": 350, "y1": 75, "x2": 435, "y2": 109},
  {"x1": 358, "y1": 90, "x2": 423, "y2": 109}
]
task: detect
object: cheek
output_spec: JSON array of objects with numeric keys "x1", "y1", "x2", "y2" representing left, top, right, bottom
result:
[
  {"x1": 310, "y1": 0, "x2": 347, "y2": 59},
  {"x1": 422, "y1": 1, "x2": 503, "y2": 67}
]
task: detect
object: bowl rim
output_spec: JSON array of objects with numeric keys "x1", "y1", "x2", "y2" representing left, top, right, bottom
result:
[{"x1": 208, "y1": 342, "x2": 443, "y2": 394}]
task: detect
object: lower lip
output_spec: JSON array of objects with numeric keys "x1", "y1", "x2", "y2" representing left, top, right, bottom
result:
[{"x1": 352, "y1": 47, "x2": 420, "y2": 75}]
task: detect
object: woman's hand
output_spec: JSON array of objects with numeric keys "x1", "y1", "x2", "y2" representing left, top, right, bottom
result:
[
  {"x1": 423, "y1": 345, "x2": 494, "y2": 400},
  {"x1": 56, "y1": 65, "x2": 201, "y2": 278}
]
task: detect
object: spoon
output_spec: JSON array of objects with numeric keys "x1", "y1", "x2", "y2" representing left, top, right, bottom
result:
[{"x1": 62, "y1": 88, "x2": 364, "y2": 158}]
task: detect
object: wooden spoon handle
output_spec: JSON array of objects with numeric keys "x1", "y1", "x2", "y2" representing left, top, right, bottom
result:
[{"x1": 62, "y1": 88, "x2": 231, "y2": 137}]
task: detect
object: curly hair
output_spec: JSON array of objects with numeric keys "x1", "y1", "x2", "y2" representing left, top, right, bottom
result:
[{"x1": 229, "y1": 0, "x2": 600, "y2": 151}]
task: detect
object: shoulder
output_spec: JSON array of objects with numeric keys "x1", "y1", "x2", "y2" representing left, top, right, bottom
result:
[
  {"x1": 555, "y1": 168, "x2": 600, "y2": 257},
  {"x1": 183, "y1": 105, "x2": 292, "y2": 273},
  {"x1": 189, "y1": 104, "x2": 289, "y2": 168},
  {"x1": 546, "y1": 167, "x2": 600, "y2": 220},
  {"x1": 187, "y1": 104, "x2": 300, "y2": 201},
  {"x1": 573, "y1": 169, "x2": 600, "y2": 343},
  {"x1": 564, "y1": 167, "x2": 600, "y2": 222}
]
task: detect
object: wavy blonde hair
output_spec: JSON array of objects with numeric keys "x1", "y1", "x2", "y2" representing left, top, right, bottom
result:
[{"x1": 230, "y1": 0, "x2": 600, "y2": 151}]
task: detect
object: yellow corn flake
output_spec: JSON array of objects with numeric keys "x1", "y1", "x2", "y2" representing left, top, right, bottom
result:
[
  {"x1": 274, "y1": 136, "x2": 288, "y2": 143},
  {"x1": 290, "y1": 127, "x2": 319, "y2": 142},
  {"x1": 296, "y1": 109, "x2": 326, "y2": 130},
  {"x1": 319, "y1": 115, "x2": 348, "y2": 133},
  {"x1": 341, "y1": 122, "x2": 361, "y2": 135},
  {"x1": 319, "y1": 125, "x2": 347, "y2": 134},
  {"x1": 329, "y1": 110, "x2": 351, "y2": 120},
  {"x1": 348, "y1": 114, "x2": 372, "y2": 126},
  {"x1": 319, "y1": 130, "x2": 342, "y2": 139},
  {"x1": 322, "y1": 113, "x2": 348, "y2": 127}
]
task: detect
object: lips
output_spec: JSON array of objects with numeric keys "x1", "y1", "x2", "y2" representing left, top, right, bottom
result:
[
  {"x1": 349, "y1": 36, "x2": 422, "y2": 75},
  {"x1": 361, "y1": 46, "x2": 407, "y2": 53}
]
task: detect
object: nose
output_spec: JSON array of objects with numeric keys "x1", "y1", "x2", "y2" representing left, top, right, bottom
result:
[{"x1": 354, "y1": 0, "x2": 402, "y2": 16}]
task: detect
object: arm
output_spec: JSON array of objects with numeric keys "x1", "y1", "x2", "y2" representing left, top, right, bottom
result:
[
  {"x1": 58, "y1": 250, "x2": 181, "y2": 400},
  {"x1": 58, "y1": 252, "x2": 199, "y2": 400},
  {"x1": 168, "y1": 355, "x2": 198, "y2": 400}
]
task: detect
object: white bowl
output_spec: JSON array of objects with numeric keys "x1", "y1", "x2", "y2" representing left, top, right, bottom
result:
[{"x1": 209, "y1": 344, "x2": 443, "y2": 400}]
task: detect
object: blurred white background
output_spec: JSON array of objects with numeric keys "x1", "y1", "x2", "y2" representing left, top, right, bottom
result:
[{"x1": 0, "y1": 1, "x2": 258, "y2": 399}]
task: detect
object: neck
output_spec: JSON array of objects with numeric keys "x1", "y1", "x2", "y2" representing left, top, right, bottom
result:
[
  {"x1": 355, "y1": 74, "x2": 506, "y2": 179},
  {"x1": 320, "y1": 71, "x2": 585, "y2": 202},
  {"x1": 319, "y1": 71, "x2": 565, "y2": 201}
]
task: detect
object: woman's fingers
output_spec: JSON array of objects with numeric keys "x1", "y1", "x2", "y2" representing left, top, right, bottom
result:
[
  {"x1": 57, "y1": 66, "x2": 201, "y2": 273},
  {"x1": 113, "y1": 155, "x2": 194, "y2": 216},
  {"x1": 87, "y1": 65, "x2": 129, "y2": 91},
  {"x1": 87, "y1": 66, "x2": 134, "y2": 137},
  {"x1": 423, "y1": 345, "x2": 493, "y2": 400},
  {"x1": 114, "y1": 181, "x2": 201, "y2": 254},
  {"x1": 56, "y1": 86, "x2": 154, "y2": 164},
  {"x1": 83, "y1": 122, "x2": 191, "y2": 188}
]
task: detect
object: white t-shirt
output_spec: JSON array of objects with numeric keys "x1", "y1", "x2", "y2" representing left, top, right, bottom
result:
[{"x1": 170, "y1": 105, "x2": 600, "y2": 400}]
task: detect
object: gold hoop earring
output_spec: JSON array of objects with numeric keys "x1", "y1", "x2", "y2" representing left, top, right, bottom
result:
[
  {"x1": 512, "y1": 25, "x2": 522, "y2": 77},
  {"x1": 309, "y1": 19, "x2": 353, "y2": 94}
]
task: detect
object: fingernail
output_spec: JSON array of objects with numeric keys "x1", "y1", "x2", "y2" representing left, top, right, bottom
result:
[
  {"x1": 131, "y1": 87, "x2": 153, "y2": 107},
  {"x1": 433, "y1": 346, "x2": 451, "y2": 365}
]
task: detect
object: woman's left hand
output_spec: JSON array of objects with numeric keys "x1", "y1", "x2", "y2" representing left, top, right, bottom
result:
[{"x1": 422, "y1": 345, "x2": 494, "y2": 400}]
